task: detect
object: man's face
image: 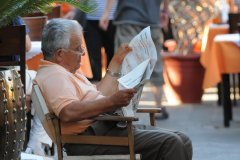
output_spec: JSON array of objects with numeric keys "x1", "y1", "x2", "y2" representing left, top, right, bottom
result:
[{"x1": 60, "y1": 33, "x2": 85, "y2": 73}]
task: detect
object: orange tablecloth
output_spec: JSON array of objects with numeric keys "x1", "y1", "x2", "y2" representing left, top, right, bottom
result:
[
  {"x1": 201, "y1": 34, "x2": 240, "y2": 89},
  {"x1": 201, "y1": 24, "x2": 229, "y2": 55},
  {"x1": 26, "y1": 53, "x2": 43, "y2": 70}
]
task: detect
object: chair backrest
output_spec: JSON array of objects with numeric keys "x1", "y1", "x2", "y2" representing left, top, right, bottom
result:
[
  {"x1": 0, "y1": 25, "x2": 26, "y2": 88},
  {"x1": 228, "y1": 13, "x2": 240, "y2": 33},
  {"x1": 31, "y1": 85, "x2": 58, "y2": 144},
  {"x1": 47, "y1": 5, "x2": 61, "y2": 19},
  {"x1": 23, "y1": 16, "x2": 48, "y2": 41}
]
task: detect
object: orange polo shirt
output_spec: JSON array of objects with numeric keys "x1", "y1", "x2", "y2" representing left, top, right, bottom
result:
[{"x1": 34, "y1": 60, "x2": 104, "y2": 134}]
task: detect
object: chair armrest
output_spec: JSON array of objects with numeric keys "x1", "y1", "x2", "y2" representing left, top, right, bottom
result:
[
  {"x1": 136, "y1": 108, "x2": 162, "y2": 126},
  {"x1": 94, "y1": 114, "x2": 138, "y2": 122},
  {"x1": 137, "y1": 107, "x2": 162, "y2": 113},
  {"x1": 46, "y1": 112, "x2": 138, "y2": 122}
]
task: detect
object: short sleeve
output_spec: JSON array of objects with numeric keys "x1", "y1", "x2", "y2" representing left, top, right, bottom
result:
[{"x1": 40, "y1": 73, "x2": 79, "y2": 116}]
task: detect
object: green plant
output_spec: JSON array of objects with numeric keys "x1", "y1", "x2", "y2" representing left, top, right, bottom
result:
[{"x1": 0, "y1": 0, "x2": 97, "y2": 28}]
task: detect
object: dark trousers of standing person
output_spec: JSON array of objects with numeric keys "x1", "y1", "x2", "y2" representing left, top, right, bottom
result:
[{"x1": 84, "y1": 20, "x2": 116, "y2": 81}]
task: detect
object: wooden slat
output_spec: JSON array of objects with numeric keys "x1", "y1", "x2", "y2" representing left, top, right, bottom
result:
[
  {"x1": 94, "y1": 115, "x2": 138, "y2": 122},
  {"x1": 64, "y1": 154, "x2": 141, "y2": 160},
  {"x1": 127, "y1": 121, "x2": 135, "y2": 160},
  {"x1": 0, "y1": 61, "x2": 19, "y2": 65},
  {"x1": 137, "y1": 107, "x2": 162, "y2": 113},
  {"x1": 61, "y1": 135, "x2": 129, "y2": 146}
]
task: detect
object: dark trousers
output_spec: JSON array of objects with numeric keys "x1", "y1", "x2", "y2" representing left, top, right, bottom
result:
[
  {"x1": 84, "y1": 20, "x2": 116, "y2": 81},
  {"x1": 64, "y1": 121, "x2": 192, "y2": 160}
]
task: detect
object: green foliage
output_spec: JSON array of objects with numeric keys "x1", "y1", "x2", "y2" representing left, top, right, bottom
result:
[{"x1": 0, "y1": 0, "x2": 97, "y2": 28}]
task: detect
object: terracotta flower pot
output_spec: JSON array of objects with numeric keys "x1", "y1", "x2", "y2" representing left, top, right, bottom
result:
[{"x1": 161, "y1": 53, "x2": 205, "y2": 105}]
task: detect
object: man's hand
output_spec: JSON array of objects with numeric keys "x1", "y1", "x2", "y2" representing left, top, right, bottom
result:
[
  {"x1": 109, "y1": 89, "x2": 136, "y2": 107},
  {"x1": 108, "y1": 44, "x2": 132, "y2": 72},
  {"x1": 98, "y1": 44, "x2": 132, "y2": 96}
]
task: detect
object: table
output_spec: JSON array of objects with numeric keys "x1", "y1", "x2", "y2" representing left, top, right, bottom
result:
[
  {"x1": 201, "y1": 24, "x2": 229, "y2": 56},
  {"x1": 201, "y1": 24, "x2": 229, "y2": 106},
  {"x1": 26, "y1": 41, "x2": 93, "y2": 78},
  {"x1": 201, "y1": 32, "x2": 240, "y2": 127}
]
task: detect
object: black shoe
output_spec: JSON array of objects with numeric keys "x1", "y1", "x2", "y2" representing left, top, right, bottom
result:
[{"x1": 155, "y1": 107, "x2": 169, "y2": 120}]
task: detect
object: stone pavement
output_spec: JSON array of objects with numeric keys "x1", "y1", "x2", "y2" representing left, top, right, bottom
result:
[{"x1": 136, "y1": 84, "x2": 240, "y2": 160}]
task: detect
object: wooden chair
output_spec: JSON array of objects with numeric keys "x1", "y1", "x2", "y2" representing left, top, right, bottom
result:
[
  {"x1": 23, "y1": 16, "x2": 48, "y2": 41},
  {"x1": 31, "y1": 85, "x2": 161, "y2": 160},
  {"x1": 0, "y1": 25, "x2": 26, "y2": 88},
  {"x1": 228, "y1": 13, "x2": 240, "y2": 33}
]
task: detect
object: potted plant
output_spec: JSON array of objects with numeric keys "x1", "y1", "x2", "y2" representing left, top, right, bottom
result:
[
  {"x1": 0, "y1": 0, "x2": 97, "y2": 28},
  {"x1": 161, "y1": 0, "x2": 216, "y2": 105},
  {"x1": 0, "y1": 1, "x2": 96, "y2": 159}
]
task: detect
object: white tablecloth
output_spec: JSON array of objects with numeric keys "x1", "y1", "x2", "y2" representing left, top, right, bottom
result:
[
  {"x1": 214, "y1": 33, "x2": 240, "y2": 46},
  {"x1": 26, "y1": 41, "x2": 42, "y2": 60}
]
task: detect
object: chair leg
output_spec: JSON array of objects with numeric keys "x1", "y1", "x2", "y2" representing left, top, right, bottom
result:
[
  {"x1": 150, "y1": 113, "x2": 155, "y2": 126},
  {"x1": 217, "y1": 83, "x2": 222, "y2": 106},
  {"x1": 232, "y1": 74, "x2": 237, "y2": 106},
  {"x1": 52, "y1": 119, "x2": 63, "y2": 160},
  {"x1": 57, "y1": 143, "x2": 63, "y2": 160},
  {"x1": 127, "y1": 121, "x2": 135, "y2": 160},
  {"x1": 238, "y1": 74, "x2": 240, "y2": 102}
]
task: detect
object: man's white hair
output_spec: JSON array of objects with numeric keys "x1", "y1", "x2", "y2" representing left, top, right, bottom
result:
[{"x1": 41, "y1": 18, "x2": 82, "y2": 59}]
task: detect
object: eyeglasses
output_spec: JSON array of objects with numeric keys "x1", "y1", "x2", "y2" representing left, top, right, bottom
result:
[{"x1": 61, "y1": 46, "x2": 86, "y2": 56}]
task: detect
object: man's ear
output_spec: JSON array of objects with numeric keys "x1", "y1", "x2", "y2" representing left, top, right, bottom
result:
[{"x1": 55, "y1": 49, "x2": 64, "y2": 62}]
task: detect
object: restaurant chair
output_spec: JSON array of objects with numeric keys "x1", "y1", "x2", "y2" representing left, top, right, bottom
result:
[
  {"x1": 23, "y1": 16, "x2": 48, "y2": 41},
  {"x1": 47, "y1": 5, "x2": 61, "y2": 19},
  {"x1": 228, "y1": 13, "x2": 240, "y2": 33},
  {"x1": 31, "y1": 85, "x2": 161, "y2": 160},
  {"x1": 0, "y1": 25, "x2": 26, "y2": 88}
]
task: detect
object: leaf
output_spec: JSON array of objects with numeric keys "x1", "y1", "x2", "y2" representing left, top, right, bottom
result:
[{"x1": 0, "y1": 0, "x2": 97, "y2": 28}]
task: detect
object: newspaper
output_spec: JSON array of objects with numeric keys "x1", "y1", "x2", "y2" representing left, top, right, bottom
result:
[{"x1": 117, "y1": 26, "x2": 158, "y2": 117}]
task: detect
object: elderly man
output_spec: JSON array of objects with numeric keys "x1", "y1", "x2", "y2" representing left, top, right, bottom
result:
[{"x1": 34, "y1": 19, "x2": 192, "y2": 160}]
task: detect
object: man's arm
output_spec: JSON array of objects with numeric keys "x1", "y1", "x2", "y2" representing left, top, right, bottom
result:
[
  {"x1": 59, "y1": 88, "x2": 136, "y2": 122},
  {"x1": 99, "y1": 0, "x2": 115, "y2": 31},
  {"x1": 96, "y1": 44, "x2": 132, "y2": 96}
]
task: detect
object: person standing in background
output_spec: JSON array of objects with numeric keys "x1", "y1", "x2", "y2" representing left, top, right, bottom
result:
[
  {"x1": 103, "y1": 0, "x2": 170, "y2": 119},
  {"x1": 84, "y1": 0, "x2": 117, "y2": 82}
]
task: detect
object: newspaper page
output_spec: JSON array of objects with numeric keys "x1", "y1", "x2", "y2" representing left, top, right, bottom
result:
[{"x1": 118, "y1": 26, "x2": 158, "y2": 117}]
